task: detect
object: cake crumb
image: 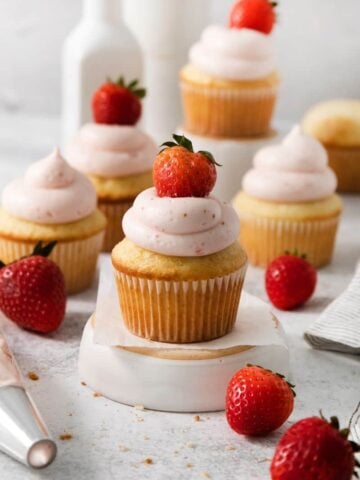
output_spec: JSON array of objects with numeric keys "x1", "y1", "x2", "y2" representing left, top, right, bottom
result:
[
  {"x1": 93, "y1": 391, "x2": 102, "y2": 398},
  {"x1": 59, "y1": 433, "x2": 73, "y2": 441},
  {"x1": 193, "y1": 415, "x2": 201, "y2": 422},
  {"x1": 143, "y1": 458, "x2": 153, "y2": 465},
  {"x1": 134, "y1": 404, "x2": 145, "y2": 411},
  {"x1": 225, "y1": 444, "x2": 236, "y2": 451},
  {"x1": 186, "y1": 463, "x2": 193, "y2": 468},
  {"x1": 186, "y1": 442, "x2": 196, "y2": 449},
  {"x1": 68, "y1": 413, "x2": 73, "y2": 417},
  {"x1": 202, "y1": 472, "x2": 211, "y2": 479},
  {"x1": 27, "y1": 371, "x2": 39, "y2": 381},
  {"x1": 81, "y1": 381, "x2": 87, "y2": 386},
  {"x1": 119, "y1": 444, "x2": 131, "y2": 452}
]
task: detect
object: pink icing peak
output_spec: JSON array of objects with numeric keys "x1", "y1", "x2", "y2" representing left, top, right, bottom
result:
[
  {"x1": 189, "y1": 25, "x2": 275, "y2": 80},
  {"x1": 123, "y1": 188, "x2": 240, "y2": 257},
  {"x1": 2, "y1": 149, "x2": 97, "y2": 224},
  {"x1": 25, "y1": 147, "x2": 75, "y2": 189},
  {"x1": 67, "y1": 124, "x2": 157, "y2": 178},
  {"x1": 242, "y1": 125, "x2": 337, "y2": 202}
]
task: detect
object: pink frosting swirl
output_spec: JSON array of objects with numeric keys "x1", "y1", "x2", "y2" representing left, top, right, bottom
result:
[
  {"x1": 67, "y1": 124, "x2": 157, "y2": 178},
  {"x1": 2, "y1": 148, "x2": 97, "y2": 224},
  {"x1": 189, "y1": 25, "x2": 275, "y2": 80},
  {"x1": 123, "y1": 188, "x2": 240, "y2": 257},
  {"x1": 242, "y1": 126, "x2": 337, "y2": 202}
]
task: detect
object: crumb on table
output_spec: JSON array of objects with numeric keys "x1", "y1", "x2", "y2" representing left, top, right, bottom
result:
[
  {"x1": 193, "y1": 415, "x2": 201, "y2": 422},
  {"x1": 143, "y1": 458, "x2": 153, "y2": 465},
  {"x1": 81, "y1": 381, "x2": 87, "y2": 386},
  {"x1": 59, "y1": 433, "x2": 73, "y2": 441},
  {"x1": 27, "y1": 371, "x2": 39, "y2": 381},
  {"x1": 93, "y1": 391, "x2": 102, "y2": 398}
]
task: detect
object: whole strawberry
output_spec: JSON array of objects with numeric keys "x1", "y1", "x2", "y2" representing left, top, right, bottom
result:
[
  {"x1": 153, "y1": 134, "x2": 219, "y2": 197},
  {"x1": 229, "y1": 0, "x2": 277, "y2": 34},
  {"x1": 226, "y1": 365, "x2": 295, "y2": 436},
  {"x1": 265, "y1": 254, "x2": 317, "y2": 310},
  {"x1": 270, "y1": 415, "x2": 359, "y2": 480},
  {"x1": 0, "y1": 242, "x2": 66, "y2": 334},
  {"x1": 92, "y1": 77, "x2": 145, "y2": 125}
]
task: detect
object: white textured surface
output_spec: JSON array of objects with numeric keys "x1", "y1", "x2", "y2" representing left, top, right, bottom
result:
[{"x1": 0, "y1": 144, "x2": 359, "y2": 478}]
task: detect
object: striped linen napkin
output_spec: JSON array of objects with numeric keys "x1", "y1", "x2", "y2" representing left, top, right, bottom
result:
[{"x1": 304, "y1": 263, "x2": 360, "y2": 354}]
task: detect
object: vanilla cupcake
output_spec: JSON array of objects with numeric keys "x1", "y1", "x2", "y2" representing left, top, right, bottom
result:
[
  {"x1": 0, "y1": 149, "x2": 106, "y2": 293},
  {"x1": 180, "y1": 24, "x2": 279, "y2": 138},
  {"x1": 233, "y1": 127, "x2": 342, "y2": 267},
  {"x1": 112, "y1": 136, "x2": 247, "y2": 343},
  {"x1": 302, "y1": 99, "x2": 360, "y2": 192},
  {"x1": 67, "y1": 77, "x2": 157, "y2": 252}
]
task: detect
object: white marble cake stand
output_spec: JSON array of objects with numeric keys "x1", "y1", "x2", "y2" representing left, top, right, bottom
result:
[{"x1": 78, "y1": 300, "x2": 289, "y2": 413}]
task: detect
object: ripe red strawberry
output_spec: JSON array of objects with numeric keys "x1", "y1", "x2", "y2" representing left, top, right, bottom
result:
[
  {"x1": 0, "y1": 242, "x2": 66, "y2": 334},
  {"x1": 270, "y1": 415, "x2": 359, "y2": 480},
  {"x1": 92, "y1": 77, "x2": 145, "y2": 125},
  {"x1": 229, "y1": 0, "x2": 277, "y2": 34},
  {"x1": 265, "y1": 254, "x2": 317, "y2": 310},
  {"x1": 153, "y1": 134, "x2": 219, "y2": 197},
  {"x1": 226, "y1": 365, "x2": 295, "y2": 436}
]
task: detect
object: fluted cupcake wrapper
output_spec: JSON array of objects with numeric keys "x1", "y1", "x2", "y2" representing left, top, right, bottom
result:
[
  {"x1": 326, "y1": 145, "x2": 360, "y2": 193},
  {"x1": 180, "y1": 80, "x2": 278, "y2": 138},
  {"x1": 98, "y1": 199, "x2": 134, "y2": 253},
  {"x1": 238, "y1": 213, "x2": 341, "y2": 268},
  {"x1": 0, "y1": 232, "x2": 104, "y2": 294},
  {"x1": 114, "y1": 265, "x2": 247, "y2": 344}
]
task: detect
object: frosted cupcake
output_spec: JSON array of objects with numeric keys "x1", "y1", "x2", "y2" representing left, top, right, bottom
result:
[
  {"x1": 302, "y1": 99, "x2": 360, "y2": 193},
  {"x1": 67, "y1": 77, "x2": 157, "y2": 252},
  {"x1": 180, "y1": 1, "x2": 279, "y2": 138},
  {"x1": 112, "y1": 135, "x2": 247, "y2": 343},
  {"x1": 233, "y1": 126, "x2": 342, "y2": 267},
  {"x1": 0, "y1": 149, "x2": 106, "y2": 294}
]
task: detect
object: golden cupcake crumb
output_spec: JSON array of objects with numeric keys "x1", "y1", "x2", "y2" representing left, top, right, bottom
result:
[
  {"x1": 93, "y1": 392, "x2": 102, "y2": 398},
  {"x1": 27, "y1": 371, "x2": 39, "y2": 381},
  {"x1": 186, "y1": 463, "x2": 193, "y2": 468},
  {"x1": 59, "y1": 433, "x2": 73, "y2": 441},
  {"x1": 134, "y1": 404, "x2": 145, "y2": 410},
  {"x1": 193, "y1": 415, "x2": 201, "y2": 422},
  {"x1": 81, "y1": 381, "x2": 87, "y2": 386},
  {"x1": 143, "y1": 458, "x2": 153, "y2": 465},
  {"x1": 118, "y1": 444, "x2": 131, "y2": 452}
]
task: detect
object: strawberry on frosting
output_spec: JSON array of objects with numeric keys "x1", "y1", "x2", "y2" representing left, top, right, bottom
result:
[{"x1": 122, "y1": 134, "x2": 240, "y2": 257}]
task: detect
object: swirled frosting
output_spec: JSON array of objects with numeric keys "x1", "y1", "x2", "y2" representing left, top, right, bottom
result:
[
  {"x1": 67, "y1": 124, "x2": 157, "y2": 178},
  {"x1": 242, "y1": 126, "x2": 337, "y2": 202},
  {"x1": 123, "y1": 188, "x2": 240, "y2": 257},
  {"x1": 189, "y1": 25, "x2": 275, "y2": 80},
  {"x1": 2, "y1": 148, "x2": 97, "y2": 224}
]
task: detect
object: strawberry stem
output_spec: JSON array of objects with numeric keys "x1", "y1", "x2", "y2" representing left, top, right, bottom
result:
[
  {"x1": 32, "y1": 241, "x2": 57, "y2": 258},
  {"x1": 160, "y1": 134, "x2": 222, "y2": 167},
  {"x1": 108, "y1": 76, "x2": 146, "y2": 99}
]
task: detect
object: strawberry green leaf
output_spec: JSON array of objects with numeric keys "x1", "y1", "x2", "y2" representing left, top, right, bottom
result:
[
  {"x1": 172, "y1": 134, "x2": 194, "y2": 152},
  {"x1": 133, "y1": 88, "x2": 146, "y2": 99},
  {"x1": 128, "y1": 79, "x2": 139, "y2": 89},
  {"x1": 32, "y1": 241, "x2": 57, "y2": 258},
  {"x1": 0, "y1": 260, "x2": 5, "y2": 269},
  {"x1": 198, "y1": 150, "x2": 222, "y2": 167}
]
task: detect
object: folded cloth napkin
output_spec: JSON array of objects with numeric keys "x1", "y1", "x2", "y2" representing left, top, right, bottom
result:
[{"x1": 304, "y1": 263, "x2": 360, "y2": 354}]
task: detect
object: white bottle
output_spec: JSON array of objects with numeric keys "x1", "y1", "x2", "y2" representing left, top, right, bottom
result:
[
  {"x1": 61, "y1": 0, "x2": 142, "y2": 147},
  {"x1": 123, "y1": 0, "x2": 211, "y2": 143}
]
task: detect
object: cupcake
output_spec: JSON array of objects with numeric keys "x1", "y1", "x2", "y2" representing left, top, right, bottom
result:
[
  {"x1": 302, "y1": 99, "x2": 360, "y2": 193},
  {"x1": 233, "y1": 126, "x2": 342, "y2": 268},
  {"x1": 180, "y1": 1, "x2": 279, "y2": 138},
  {"x1": 112, "y1": 135, "x2": 247, "y2": 343},
  {"x1": 67, "y1": 77, "x2": 157, "y2": 252},
  {"x1": 0, "y1": 148, "x2": 106, "y2": 294}
]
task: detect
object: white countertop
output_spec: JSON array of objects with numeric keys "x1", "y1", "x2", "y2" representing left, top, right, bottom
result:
[{"x1": 0, "y1": 122, "x2": 359, "y2": 479}]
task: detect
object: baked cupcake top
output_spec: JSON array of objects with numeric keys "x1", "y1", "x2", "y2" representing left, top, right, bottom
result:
[
  {"x1": 302, "y1": 99, "x2": 360, "y2": 148},
  {"x1": 122, "y1": 135, "x2": 240, "y2": 257},
  {"x1": 2, "y1": 148, "x2": 97, "y2": 224},
  {"x1": 189, "y1": 25, "x2": 275, "y2": 81},
  {"x1": 67, "y1": 76, "x2": 157, "y2": 179},
  {"x1": 242, "y1": 126, "x2": 337, "y2": 202},
  {"x1": 67, "y1": 124, "x2": 157, "y2": 178}
]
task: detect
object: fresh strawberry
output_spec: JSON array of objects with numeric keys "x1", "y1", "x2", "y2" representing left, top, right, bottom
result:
[
  {"x1": 226, "y1": 365, "x2": 295, "y2": 436},
  {"x1": 265, "y1": 254, "x2": 317, "y2": 310},
  {"x1": 92, "y1": 77, "x2": 145, "y2": 125},
  {"x1": 270, "y1": 415, "x2": 359, "y2": 480},
  {"x1": 229, "y1": 0, "x2": 277, "y2": 34},
  {"x1": 0, "y1": 242, "x2": 66, "y2": 334},
  {"x1": 153, "y1": 134, "x2": 219, "y2": 197}
]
